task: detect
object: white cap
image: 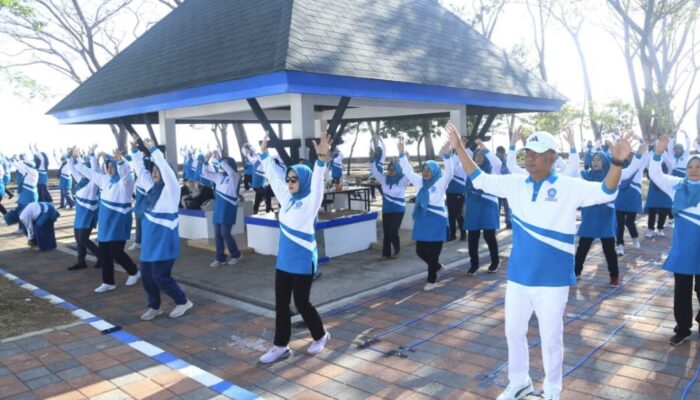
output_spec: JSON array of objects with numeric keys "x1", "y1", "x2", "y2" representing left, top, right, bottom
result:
[{"x1": 524, "y1": 131, "x2": 559, "y2": 153}]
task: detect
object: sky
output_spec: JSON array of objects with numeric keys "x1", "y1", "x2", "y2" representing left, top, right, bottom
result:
[{"x1": 0, "y1": 0, "x2": 696, "y2": 168}]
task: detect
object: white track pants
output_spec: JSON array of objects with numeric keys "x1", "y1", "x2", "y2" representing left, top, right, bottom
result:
[{"x1": 504, "y1": 280, "x2": 569, "y2": 395}]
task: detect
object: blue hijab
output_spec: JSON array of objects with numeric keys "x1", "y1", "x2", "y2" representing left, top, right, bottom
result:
[
  {"x1": 473, "y1": 149, "x2": 492, "y2": 174},
  {"x1": 580, "y1": 152, "x2": 610, "y2": 182},
  {"x1": 385, "y1": 160, "x2": 404, "y2": 188},
  {"x1": 413, "y1": 160, "x2": 441, "y2": 220},
  {"x1": 288, "y1": 164, "x2": 312, "y2": 201},
  {"x1": 672, "y1": 156, "x2": 700, "y2": 216},
  {"x1": 103, "y1": 156, "x2": 120, "y2": 184},
  {"x1": 139, "y1": 164, "x2": 165, "y2": 217}
]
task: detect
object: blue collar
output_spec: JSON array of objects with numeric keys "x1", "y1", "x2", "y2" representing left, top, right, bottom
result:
[{"x1": 526, "y1": 171, "x2": 558, "y2": 185}]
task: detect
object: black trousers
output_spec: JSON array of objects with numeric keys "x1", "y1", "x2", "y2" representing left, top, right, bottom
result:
[
  {"x1": 416, "y1": 241, "x2": 443, "y2": 283},
  {"x1": 382, "y1": 212, "x2": 404, "y2": 257},
  {"x1": 616, "y1": 211, "x2": 638, "y2": 245},
  {"x1": 647, "y1": 207, "x2": 670, "y2": 230},
  {"x1": 673, "y1": 273, "x2": 700, "y2": 336},
  {"x1": 254, "y1": 186, "x2": 273, "y2": 213},
  {"x1": 99, "y1": 241, "x2": 138, "y2": 285},
  {"x1": 0, "y1": 202, "x2": 6, "y2": 215},
  {"x1": 74, "y1": 228, "x2": 99, "y2": 265},
  {"x1": 574, "y1": 237, "x2": 618, "y2": 278},
  {"x1": 37, "y1": 184, "x2": 52, "y2": 203},
  {"x1": 446, "y1": 193, "x2": 465, "y2": 239},
  {"x1": 274, "y1": 269, "x2": 326, "y2": 346},
  {"x1": 467, "y1": 229, "x2": 499, "y2": 268},
  {"x1": 243, "y1": 174, "x2": 252, "y2": 190}
]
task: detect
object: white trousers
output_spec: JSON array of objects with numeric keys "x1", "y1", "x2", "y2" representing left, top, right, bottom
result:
[{"x1": 504, "y1": 280, "x2": 569, "y2": 395}]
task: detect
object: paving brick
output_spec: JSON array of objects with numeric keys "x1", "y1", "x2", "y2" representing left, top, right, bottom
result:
[{"x1": 16, "y1": 366, "x2": 51, "y2": 382}]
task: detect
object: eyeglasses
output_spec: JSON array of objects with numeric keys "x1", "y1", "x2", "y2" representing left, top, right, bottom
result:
[{"x1": 285, "y1": 176, "x2": 298, "y2": 183}]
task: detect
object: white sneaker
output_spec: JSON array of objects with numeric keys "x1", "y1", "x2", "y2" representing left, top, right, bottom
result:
[
  {"x1": 259, "y1": 346, "x2": 292, "y2": 364},
  {"x1": 140, "y1": 308, "x2": 163, "y2": 321},
  {"x1": 94, "y1": 283, "x2": 116, "y2": 293},
  {"x1": 496, "y1": 378, "x2": 534, "y2": 400},
  {"x1": 657, "y1": 230, "x2": 665, "y2": 237},
  {"x1": 307, "y1": 332, "x2": 330, "y2": 355},
  {"x1": 210, "y1": 260, "x2": 224, "y2": 268},
  {"x1": 127, "y1": 242, "x2": 140, "y2": 251},
  {"x1": 423, "y1": 283, "x2": 436, "y2": 291},
  {"x1": 616, "y1": 245, "x2": 624, "y2": 256},
  {"x1": 645, "y1": 230, "x2": 655, "y2": 238},
  {"x1": 125, "y1": 271, "x2": 141, "y2": 286},
  {"x1": 228, "y1": 255, "x2": 243, "y2": 265},
  {"x1": 169, "y1": 300, "x2": 193, "y2": 318},
  {"x1": 633, "y1": 239, "x2": 641, "y2": 248},
  {"x1": 542, "y1": 393, "x2": 560, "y2": 400}
]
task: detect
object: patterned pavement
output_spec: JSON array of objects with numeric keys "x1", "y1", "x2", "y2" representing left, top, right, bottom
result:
[{"x1": 1, "y1": 196, "x2": 700, "y2": 399}]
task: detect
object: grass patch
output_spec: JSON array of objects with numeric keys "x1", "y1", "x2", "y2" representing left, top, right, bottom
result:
[{"x1": 0, "y1": 277, "x2": 76, "y2": 340}]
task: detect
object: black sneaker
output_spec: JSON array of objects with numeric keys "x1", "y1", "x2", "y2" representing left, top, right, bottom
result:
[
  {"x1": 670, "y1": 333, "x2": 690, "y2": 346},
  {"x1": 67, "y1": 263, "x2": 87, "y2": 271},
  {"x1": 487, "y1": 261, "x2": 500, "y2": 273},
  {"x1": 467, "y1": 265, "x2": 479, "y2": 275},
  {"x1": 93, "y1": 261, "x2": 101, "y2": 269}
]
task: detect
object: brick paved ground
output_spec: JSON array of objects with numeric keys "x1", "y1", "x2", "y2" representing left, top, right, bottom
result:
[{"x1": 2, "y1": 192, "x2": 700, "y2": 399}]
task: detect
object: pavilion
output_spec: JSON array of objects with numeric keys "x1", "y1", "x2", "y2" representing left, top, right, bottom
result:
[{"x1": 48, "y1": 0, "x2": 565, "y2": 168}]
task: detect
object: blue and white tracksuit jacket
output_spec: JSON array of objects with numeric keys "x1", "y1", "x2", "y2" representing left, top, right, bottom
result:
[
  {"x1": 66, "y1": 155, "x2": 100, "y2": 229},
  {"x1": 260, "y1": 152, "x2": 326, "y2": 276},
  {"x1": 133, "y1": 148, "x2": 180, "y2": 262},
  {"x1": 464, "y1": 150, "x2": 502, "y2": 231},
  {"x1": 331, "y1": 151, "x2": 343, "y2": 180},
  {"x1": 200, "y1": 160, "x2": 241, "y2": 225},
  {"x1": 369, "y1": 161, "x2": 409, "y2": 214},
  {"x1": 470, "y1": 169, "x2": 618, "y2": 286},
  {"x1": 32, "y1": 150, "x2": 49, "y2": 186},
  {"x1": 648, "y1": 156, "x2": 700, "y2": 275},
  {"x1": 75, "y1": 159, "x2": 134, "y2": 242},
  {"x1": 13, "y1": 161, "x2": 38, "y2": 210},
  {"x1": 399, "y1": 153, "x2": 454, "y2": 242},
  {"x1": 614, "y1": 153, "x2": 647, "y2": 213}
]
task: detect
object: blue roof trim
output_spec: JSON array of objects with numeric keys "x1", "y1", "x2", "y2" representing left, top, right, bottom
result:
[{"x1": 51, "y1": 71, "x2": 565, "y2": 124}]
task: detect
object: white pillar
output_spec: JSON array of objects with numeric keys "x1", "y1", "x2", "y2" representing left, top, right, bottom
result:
[
  {"x1": 450, "y1": 107, "x2": 468, "y2": 137},
  {"x1": 290, "y1": 94, "x2": 316, "y2": 158},
  {"x1": 158, "y1": 111, "x2": 178, "y2": 168}
]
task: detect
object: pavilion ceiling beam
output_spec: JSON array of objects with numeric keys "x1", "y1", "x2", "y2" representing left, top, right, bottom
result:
[
  {"x1": 327, "y1": 96, "x2": 351, "y2": 147},
  {"x1": 477, "y1": 114, "x2": 497, "y2": 141},
  {"x1": 246, "y1": 98, "x2": 296, "y2": 165}
]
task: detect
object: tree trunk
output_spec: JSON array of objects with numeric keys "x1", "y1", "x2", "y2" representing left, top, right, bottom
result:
[
  {"x1": 347, "y1": 124, "x2": 361, "y2": 176},
  {"x1": 423, "y1": 122, "x2": 435, "y2": 160},
  {"x1": 109, "y1": 124, "x2": 128, "y2": 153},
  {"x1": 143, "y1": 115, "x2": 159, "y2": 145},
  {"x1": 232, "y1": 123, "x2": 249, "y2": 160},
  {"x1": 211, "y1": 124, "x2": 222, "y2": 152},
  {"x1": 220, "y1": 124, "x2": 229, "y2": 157},
  {"x1": 416, "y1": 136, "x2": 423, "y2": 165}
]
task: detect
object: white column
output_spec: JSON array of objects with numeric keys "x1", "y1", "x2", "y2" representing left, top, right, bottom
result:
[
  {"x1": 290, "y1": 94, "x2": 316, "y2": 157},
  {"x1": 450, "y1": 107, "x2": 468, "y2": 137},
  {"x1": 158, "y1": 111, "x2": 178, "y2": 167}
]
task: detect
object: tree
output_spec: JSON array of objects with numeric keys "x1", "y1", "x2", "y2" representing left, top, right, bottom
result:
[
  {"x1": 443, "y1": 0, "x2": 509, "y2": 40},
  {"x1": 549, "y1": 0, "x2": 602, "y2": 139},
  {"x1": 527, "y1": 104, "x2": 583, "y2": 135},
  {"x1": 380, "y1": 117, "x2": 448, "y2": 163},
  {"x1": 344, "y1": 122, "x2": 364, "y2": 175},
  {"x1": 211, "y1": 123, "x2": 230, "y2": 157},
  {"x1": 607, "y1": 0, "x2": 700, "y2": 138},
  {"x1": 525, "y1": 0, "x2": 555, "y2": 82},
  {"x1": 157, "y1": 0, "x2": 184, "y2": 9},
  {"x1": 0, "y1": 0, "x2": 160, "y2": 151},
  {"x1": 591, "y1": 99, "x2": 637, "y2": 138}
]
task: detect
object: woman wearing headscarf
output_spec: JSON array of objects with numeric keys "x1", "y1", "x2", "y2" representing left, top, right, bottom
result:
[
  {"x1": 54, "y1": 153, "x2": 74, "y2": 209},
  {"x1": 648, "y1": 135, "x2": 700, "y2": 346},
  {"x1": 73, "y1": 147, "x2": 140, "y2": 293},
  {"x1": 129, "y1": 134, "x2": 192, "y2": 320},
  {"x1": 614, "y1": 139, "x2": 648, "y2": 256},
  {"x1": 198, "y1": 150, "x2": 243, "y2": 267},
  {"x1": 258, "y1": 133, "x2": 331, "y2": 364},
  {"x1": 369, "y1": 142, "x2": 409, "y2": 260},
  {"x1": 64, "y1": 147, "x2": 101, "y2": 271},
  {"x1": 0, "y1": 159, "x2": 6, "y2": 215},
  {"x1": 464, "y1": 139, "x2": 503, "y2": 275},
  {"x1": 12, "y1": 152, "x2": 39, "y2": 213},
  {"x1": 399, "y1": 139, "x2": 453, "y2": 291},
  {"x1": 645, "y1": 143, "x2": 673, "y2": 238}
]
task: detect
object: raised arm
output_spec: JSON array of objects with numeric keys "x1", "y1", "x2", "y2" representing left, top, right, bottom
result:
[
  {"x1": 397, "y1": 139, "x2": 422, "y2": 188},
  {"x1": 484, "y1": 148, "x2": 503, "y2": 176},
  {"x1": 369, "y1": 157, "x2": 387, "y2": 186},
  {"x1": 73, "y1": 158, "x2": 109, "y2": 189},
  {"x1": 199, "y1": 153, "x2": 223, "y2": 183},
  {"x1": 151, "y1": 147, "x2": 180, "y2": 209},
  {"x1": 562, "y1": 149, "x2": 580, "y2": 178},
  {"x1": 648, "y1": 136, "x2": 684, "y2": 198},
  {"x1": 257, "y1": 135, "x2": 292, "y2": 208}
]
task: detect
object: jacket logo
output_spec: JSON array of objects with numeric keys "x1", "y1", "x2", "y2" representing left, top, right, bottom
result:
[
  {"x1": 545, "y1": 187, "x2": 558, "y2": 202},
  {"x1": 430, "y1": 186, "x2": 437, "y2": 192},
  {"x1": 295, "y1": 201, "x2": 303, "y2": 208}
]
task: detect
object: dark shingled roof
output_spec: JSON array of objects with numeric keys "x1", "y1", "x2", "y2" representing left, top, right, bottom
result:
[{"x1": 49, "y1": 0, "x2": 564, "y2": 115}]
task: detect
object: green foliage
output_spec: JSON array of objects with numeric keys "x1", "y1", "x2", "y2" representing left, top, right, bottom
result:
[
  {"x1": 591, "y1": 99, "x2": 636, "y2": 136},
  {"x1": 526, "y1": 104, "x2": 582, "y2": 135},
  {"x1": 2, "y1": 69, "x2": 50, "y2": 101},
  {"x1": 379, "y1": 117, "x2": 448, "y2": 145},
  {"x1": 0, "y1": 0, "x2": 34, "y2": 17}
]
